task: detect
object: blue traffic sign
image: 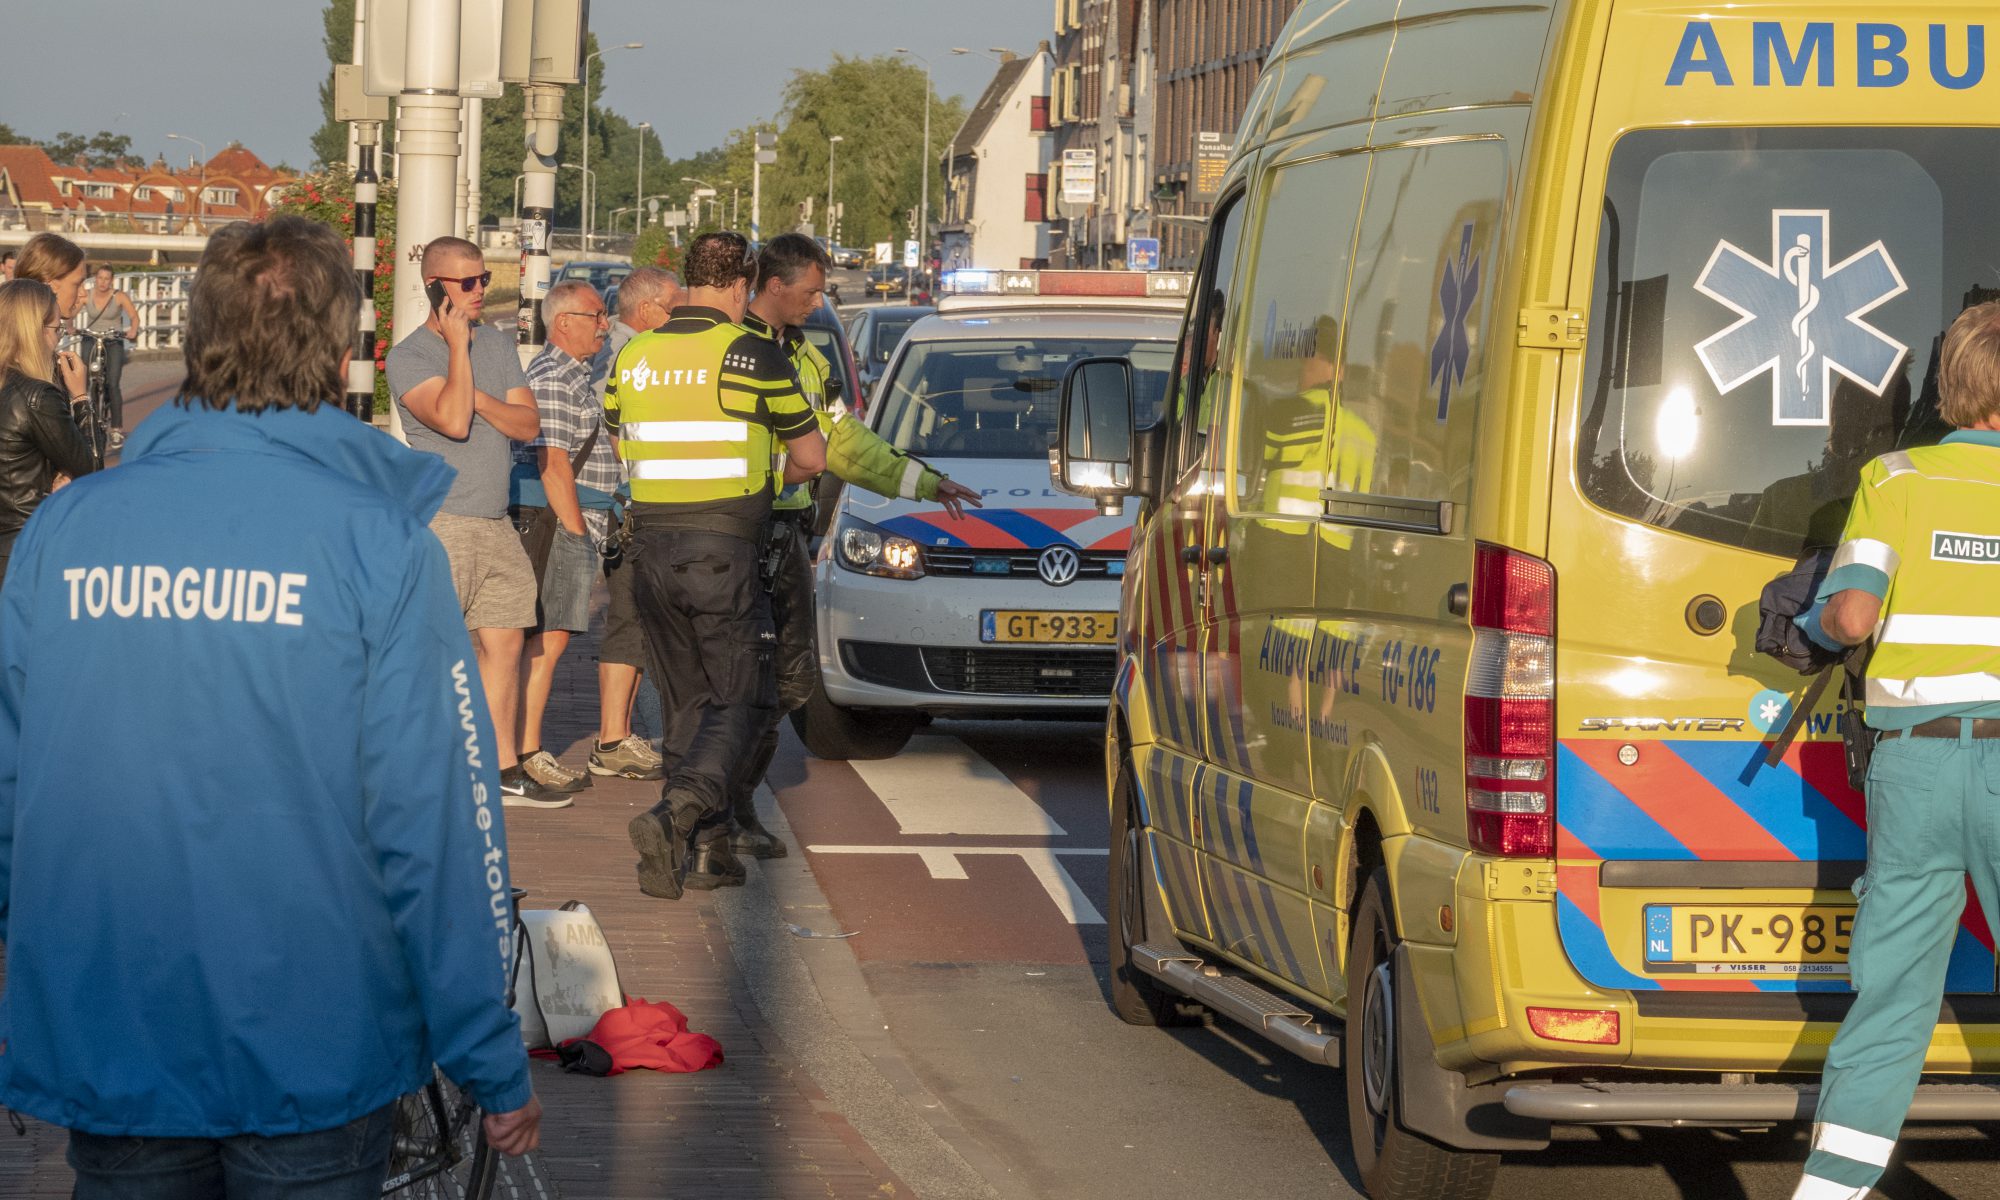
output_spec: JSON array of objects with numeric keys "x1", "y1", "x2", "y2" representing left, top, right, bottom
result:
[{"x1": 1128, "y1": 238, "x2": 1160, "y2": 271}]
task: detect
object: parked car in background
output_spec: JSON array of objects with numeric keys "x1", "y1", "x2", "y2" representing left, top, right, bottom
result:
[
  {"x1": 832, "y1": 246, "x2": 865, "y2": 269},
  {"x1": 867, "y1": 264, "x2": 908, "y2": 298},
  {"x1": 844, "y1": 304, "x2": 935, "y2": 400},
  {"x1": 554, "y1": 259, "x2": 632, "y2": 293}
]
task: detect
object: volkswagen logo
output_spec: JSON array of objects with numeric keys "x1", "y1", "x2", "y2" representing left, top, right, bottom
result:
[{"x1": 1037, "y1": 544, "x2": 1081, "y2": 586}]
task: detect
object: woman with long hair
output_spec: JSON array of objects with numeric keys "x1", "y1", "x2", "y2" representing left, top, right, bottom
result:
[
  {"x1": 0, "y1": 279, "x2": 94, "y2": 583},
  {"x1": 14, "y1": 234, "x2": 87, "y2": 320}
]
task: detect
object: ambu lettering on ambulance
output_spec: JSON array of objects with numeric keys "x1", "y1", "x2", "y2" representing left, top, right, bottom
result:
[{"x1": 62, "y1": 565, "x2": 307, "y2": 625}]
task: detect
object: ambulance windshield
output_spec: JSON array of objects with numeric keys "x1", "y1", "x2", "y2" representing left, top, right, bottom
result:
[
  {"x1": 1575, "y1": 127, "x2": 2000, "y2": 559},
  {"x1": 872, "y1": 338, "x2": 1175, "y2": 459}
]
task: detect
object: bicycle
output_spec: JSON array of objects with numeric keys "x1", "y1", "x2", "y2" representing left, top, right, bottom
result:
[
  {"x1": 381, "y1": 888, "x2": 555, "y2": 1200},
  {"x1": 67, "y1": 328, "x2": 123, "y2": 470}
]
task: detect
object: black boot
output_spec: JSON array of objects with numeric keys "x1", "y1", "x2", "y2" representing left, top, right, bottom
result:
[
  {"x1": 685, "y1": 839, "x2": 747, "y2": 890},
  {"x1": 728, "y1": 816, "x2": 788, "y2": 860},
  {"x1": 628, "y1": 798, "x2": 698, "y2": 900}
]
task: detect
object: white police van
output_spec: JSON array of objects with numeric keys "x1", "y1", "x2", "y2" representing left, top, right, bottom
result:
[{"x1": 793, "y1": 270, "x2": 1190, "y2": 759}]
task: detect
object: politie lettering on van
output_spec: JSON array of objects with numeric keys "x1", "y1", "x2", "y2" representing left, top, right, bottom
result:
[{"x1": 1047, "y1": 1, "x2": 2000, "y2": 1196}]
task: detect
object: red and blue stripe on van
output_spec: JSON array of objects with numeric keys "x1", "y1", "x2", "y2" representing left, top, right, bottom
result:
[{"x1": 1556, "y1": 739, "x2": 1996, "y2": 993}]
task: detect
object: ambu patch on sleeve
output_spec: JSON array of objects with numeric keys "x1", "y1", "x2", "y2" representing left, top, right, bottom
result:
[{"x1": 1931, "y1": 531, "x2": 2000, "y2": 562}]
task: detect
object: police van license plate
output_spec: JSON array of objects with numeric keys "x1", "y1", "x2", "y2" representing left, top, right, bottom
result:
[
  {"x1": 981, "y1": 611, "x2": 1116, "y2": 644},
  {"x1": 1643, "y1": 904, "x2": 1854, "y2": 976}
]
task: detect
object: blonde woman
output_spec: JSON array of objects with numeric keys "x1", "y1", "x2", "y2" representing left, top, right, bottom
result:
[{"x1": 0, "y1": 279, "x2": 94, "y2": 583}]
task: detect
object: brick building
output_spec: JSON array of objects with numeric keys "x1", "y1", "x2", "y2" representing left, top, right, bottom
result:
[
  {"x1": 1149, "y1": 0, "x2": 1303, "y2": 268},
  {"x1": 0, "y1": 142, "x2": 292, "y2": 235}
]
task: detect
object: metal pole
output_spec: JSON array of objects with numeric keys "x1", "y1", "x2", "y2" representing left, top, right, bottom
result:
[
  {"x1": 465, "y1": 95, "x2": 483, "y2": 243},
  {"x1": 636, "y1": 122, "x2": 650, "y2": 236},
  {"x1": 391, "y1": 0, "x2": 461, "y2": 367},
  {"x1": 582, "y1": 52, "x2": 595, "y2": 250},
  {"x1": 518, "y1": 82, "x2": 563, "y2": 354},
  {"x1": 347, "y1": 123, "x2": 381, "y2": 422},
  {"x1": 826, "y1": 134, "x2": 841, "y2": 244},
  {"x1": 346, "y1": 0, "x2": 365, "y2": 171},
  {"x1": 920, "y1": 64, "x2": 930, "y2": 273},
  {"x1": 453, "y1": 96, "x2": 470, "y2": 239},
  {"x1": 751, "y1": 156, "x2": 760, "y2": 244},
  {"x1": 732, "y1": 186, "x2": 739, "y2": 228}
]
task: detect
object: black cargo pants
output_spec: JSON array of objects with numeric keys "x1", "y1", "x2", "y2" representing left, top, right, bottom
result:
[
  {"x1": 729, "y1": 515, "x2": 817, "y2": 825},
  {"x1": 630, "y1": 525, "x2": 777, "y2": 846}
]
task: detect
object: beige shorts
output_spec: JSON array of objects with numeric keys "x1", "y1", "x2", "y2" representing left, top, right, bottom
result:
[{"x1": 430, "y1": 512, "x2": 538, "y2": 631}]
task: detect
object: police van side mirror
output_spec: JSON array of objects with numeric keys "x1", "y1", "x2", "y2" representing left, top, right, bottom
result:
[{"x1": 1054, "y1": 357, "x2": 1138, "y2": 512}]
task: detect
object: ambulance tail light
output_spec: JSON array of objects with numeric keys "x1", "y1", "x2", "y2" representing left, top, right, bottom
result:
[{"x1": 1464, "y1": 543, "x2": 1555, "y2": 858}]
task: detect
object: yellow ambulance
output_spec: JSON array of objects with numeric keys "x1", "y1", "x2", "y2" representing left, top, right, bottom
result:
[{"x1": 1052, "y1": 0, "x2": 2000, "y2": 1194}]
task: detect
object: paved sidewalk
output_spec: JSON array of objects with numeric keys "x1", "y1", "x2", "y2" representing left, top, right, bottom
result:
[{"x1": 0, "y1": 376, "x2": 911, "y2": 1198}]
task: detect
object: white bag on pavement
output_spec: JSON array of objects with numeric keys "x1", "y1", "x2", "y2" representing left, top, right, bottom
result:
[{"x1": 511, "y1": 901, "x2": 626, "y2": 1049}]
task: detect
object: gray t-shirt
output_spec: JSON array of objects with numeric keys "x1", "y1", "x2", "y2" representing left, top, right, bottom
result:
[{"x1": 387, "y1": 323, "x2": 530, "y2": 518}]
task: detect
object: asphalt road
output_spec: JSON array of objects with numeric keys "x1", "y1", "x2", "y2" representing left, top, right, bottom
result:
[{"x1": 749, "y1": 719, "x2": 2000, "y2": 1200}]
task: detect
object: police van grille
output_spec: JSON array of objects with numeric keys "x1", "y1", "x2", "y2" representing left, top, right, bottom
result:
[
  {"x1": 920, "y1": 547, "x2": 1124, "y2": 578},
  {"x1": 920, "y1": 647, "x2": 1116, "y2": 697}
]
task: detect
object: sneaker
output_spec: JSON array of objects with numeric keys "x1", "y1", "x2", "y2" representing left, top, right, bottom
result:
[
  {"x1": 628, "y1": 810, "x2": 690, "y2": 899},
  {"x1": 520, "y1": 749, "x2": 591, "y2": 793},
  {"x1": 499, "y1": 767, "x2": 574, "y2": 809},
  {"x1": 590, "y1": 735, "x2": 666, "y2": 780},
  {"x1": 106, "y1": 430, "x2": 125, "y2": 451}
]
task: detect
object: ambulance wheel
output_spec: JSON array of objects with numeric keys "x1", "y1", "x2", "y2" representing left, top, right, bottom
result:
[
  {"x1": 790, "y1": 676, "x2": 916, "y2": 760},
  {"x1": 1345, "y1": 870, "x2": 1498, "y2": 1200},
  {"x1": 1107, "y1": 762, "x2": 1196, "y2": 1027}
]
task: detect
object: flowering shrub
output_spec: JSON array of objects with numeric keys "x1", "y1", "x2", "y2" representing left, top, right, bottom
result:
[{"x1": 270, "y1": 166, "x2": 398, "y2": 413}]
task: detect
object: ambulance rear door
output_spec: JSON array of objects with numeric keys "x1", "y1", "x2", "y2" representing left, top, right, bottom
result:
[{"x1": 1549, "y1": 6, "x2": 2000, "y2": 1004}]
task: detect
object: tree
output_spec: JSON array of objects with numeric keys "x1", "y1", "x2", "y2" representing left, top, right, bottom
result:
[
  {"x1": 766, "y1": 56, "x2": 964, "y2": 250},
  {"x1": 268, "y1": 167, "x2": 398, "y2": 412},
  {"x1": 311, "y1": 0, "x2": 356, "y2": 169}
]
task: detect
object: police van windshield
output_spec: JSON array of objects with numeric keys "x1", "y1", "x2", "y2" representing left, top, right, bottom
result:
[
  {"x1": 1575, "y1": 127, "x2": 1998, "y2": 559},
  {"x1": 873, "y1": 337, "x2": 1174, "y2": 459}
]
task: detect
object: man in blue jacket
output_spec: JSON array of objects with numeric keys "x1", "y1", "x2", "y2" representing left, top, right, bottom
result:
[{"x1": 0, "y1": 216, "x2": 539, "y2": 1196}]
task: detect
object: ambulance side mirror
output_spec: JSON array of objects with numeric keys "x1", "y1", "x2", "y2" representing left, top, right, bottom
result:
[{"x1": 1055, "y1": 357, "x2": 1137, "y2": 510}]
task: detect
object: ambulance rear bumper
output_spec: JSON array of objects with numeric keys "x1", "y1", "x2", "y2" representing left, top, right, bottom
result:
[{"x1": 1503, "y1": 1079, "x2": 2000, "y2": 1124}]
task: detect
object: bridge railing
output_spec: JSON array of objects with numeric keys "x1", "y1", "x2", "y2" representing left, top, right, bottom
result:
[{"x1": 117, "y1": 269, "x2": 193, "y2": 352}]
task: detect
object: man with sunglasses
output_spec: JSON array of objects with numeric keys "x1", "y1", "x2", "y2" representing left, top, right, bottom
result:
[{"x1": 387, "y1": 236, "x2": 567, "y2": 808}]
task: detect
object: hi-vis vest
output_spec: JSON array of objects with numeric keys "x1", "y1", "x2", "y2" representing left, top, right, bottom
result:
[
  {"x1": 1824, "y1": 432, "x2": 2000, "y2": 730},
  {"x1": 605, "y1": 309, "x2": 814, "y2": 506}
]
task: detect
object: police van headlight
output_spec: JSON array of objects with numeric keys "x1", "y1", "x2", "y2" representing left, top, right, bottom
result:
[{"x1": 835, "y1": 516, "x2": 925, "y2": 580}]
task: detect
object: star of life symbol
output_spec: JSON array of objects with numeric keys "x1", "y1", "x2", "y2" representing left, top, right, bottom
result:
[
  {"x1": 1428, "y1": 223, "x2": 1481, "y2": 422},
  {"x1": 1758, "y1": 698, "x2": 1786, "y2": 725},
  {"x1": 1694, "y1": 210, "x2": 1908, "y2": 427}
]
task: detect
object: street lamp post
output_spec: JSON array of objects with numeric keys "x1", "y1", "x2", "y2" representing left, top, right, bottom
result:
[
  {"x1": 894, "y1": 49, "x2": 933, "y2": 278},
  {"x1": 826, "y1": 134, "x2": 843, "y2": 245},
  {"x1": 562, "y1": 164, "x2": 596, "y2": 245},
  {"x1": 582, "y1": 41, "x2": 644, "y2": 249},
  {"x1": 165, "y1": 133, "x2": 207, "y2": 228},
  {"x1": 635, "y1": 122, "x2": 651, "y2": 237},
  {"x1": 682, "y1": 176, "x2": 716, "y2": 227}
]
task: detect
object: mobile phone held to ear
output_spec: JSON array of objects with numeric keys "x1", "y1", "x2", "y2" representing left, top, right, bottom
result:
[{"x1": 426, "y1": 279, "x2": 448, "y2": 313}]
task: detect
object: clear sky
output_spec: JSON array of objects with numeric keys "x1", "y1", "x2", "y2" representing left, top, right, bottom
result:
[{"x1": 0, "y1": 1, "x2": 1049, "y2": 168}]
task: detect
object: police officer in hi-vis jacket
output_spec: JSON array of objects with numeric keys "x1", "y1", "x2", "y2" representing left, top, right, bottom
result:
[
  {"x1": 732, "y1": 233, "x2": 982, "y2": 858},
  {"x1": 1796, "y1": 300, "x2": 2000, "y2": 1198},
  {"x1": 608, "y1": 232, "x2": 826, "y2": 898}
]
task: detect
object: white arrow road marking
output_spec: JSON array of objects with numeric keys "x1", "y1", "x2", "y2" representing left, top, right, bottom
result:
[
  {"x1": 845, "y1": 735, "x2": 1068, "y2": 837},
  {"x1": 806, "y1": 846, "x2": 1110, "y2": 924}
]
